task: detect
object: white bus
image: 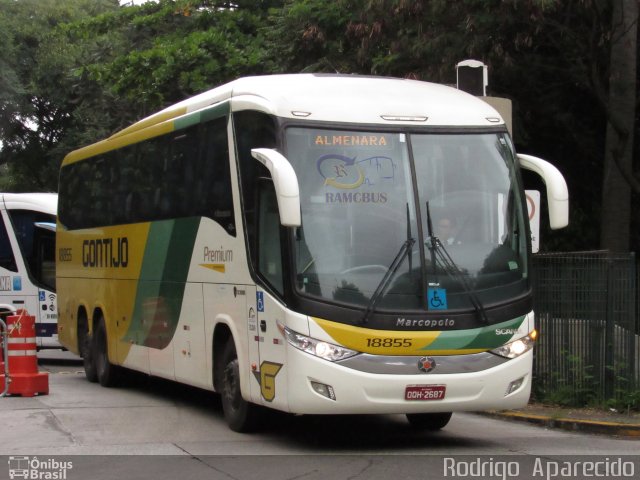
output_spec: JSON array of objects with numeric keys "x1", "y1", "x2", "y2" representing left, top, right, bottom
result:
[
  {"x1": 1, "y1": 193, "x2": 58, "y2": 348},
  {"x1": 57, "y1": 74, "x2": 568, "y2": 432}
]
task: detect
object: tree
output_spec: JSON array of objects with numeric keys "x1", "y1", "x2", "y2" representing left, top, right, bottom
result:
[
  {"x1": 1, "y1": 0, "x2": 637, "y2": 252},
  {"x1": 266, "y1": 0, "x2": 638, "y2": 252},
  {"x1": 0, "y1": 0, "x2": 278, "y2": 191},
  {"x1": 600, "y1": 0, "x2": 638, "y2": 252},
  {"x1": 0, "y1": 0, "x2": 120, "y2": 191}
]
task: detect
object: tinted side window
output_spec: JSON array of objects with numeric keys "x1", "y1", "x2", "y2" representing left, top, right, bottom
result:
[
  {"x1": 59, "y1": 116, "x2": 235, "y2": 235},
  {"x1": 257, "y1": 181, "x2": 284, "y2": 293},
  {"x1": 0, "y1": 214, "x2": 17, "y2": 272},
  {"x1": 233, "y1": 111, "x2": 281, "y2": 293},
  {"x1": 7, "y1": 210, "x2": 56, "y2": 289},
  {"x1": 201, "y1": 119, "x2": 235, "y2": 235}
]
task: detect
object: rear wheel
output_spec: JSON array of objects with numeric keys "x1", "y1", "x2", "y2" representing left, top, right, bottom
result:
[
  {"x1": 79, "y1": 316, "x2": 97, "y2": 383},
  {"x1": 220, "y1": 339, "x2": 259, "y2": 432},
  {"x1": 406, "y1": 412, "x2": 452, "y2": 430},
  {"x1": 94, "y1": 317, "x2": 120, "y2": 387}
]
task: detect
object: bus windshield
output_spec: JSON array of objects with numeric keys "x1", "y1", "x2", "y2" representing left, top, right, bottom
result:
[{"x1": 287, "y1": 127, "x2": 529, "y2": 319}]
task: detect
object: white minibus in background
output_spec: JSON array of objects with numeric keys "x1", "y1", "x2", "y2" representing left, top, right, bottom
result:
[{"x1": 0, "y1": 193, "x2": 58, "y2": 348}]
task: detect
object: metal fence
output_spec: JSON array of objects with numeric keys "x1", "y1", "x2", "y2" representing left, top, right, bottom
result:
[{"x1": 531, "y1": 251, "x2": 639, "y2": 408}]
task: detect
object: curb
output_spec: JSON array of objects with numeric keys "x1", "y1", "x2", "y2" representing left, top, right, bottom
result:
[{"x1": 482, "y1": 410, "x2": 640, "y2": 437}]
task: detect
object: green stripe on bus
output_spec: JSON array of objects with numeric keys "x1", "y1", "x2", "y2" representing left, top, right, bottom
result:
[
  {"x1": 421, "y1": 316, "x2": 526, "y2": 351},
  {"x1": 124, "y1": 217, "x2": 201, "y2": 349},
  {"x1": 173, "y1": 101, "x2": 230, "y2": 131}
]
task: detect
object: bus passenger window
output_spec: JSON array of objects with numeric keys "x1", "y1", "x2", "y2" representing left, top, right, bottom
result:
[
  {"x1": 8, "y1": 210, "x2": 56, "y2": 290},
  {"x1": 0, "y1": 216, "x2": 17, "y2": 272},
  {"x1": 200, "y1": 117, "x2": 234, "y2": 235}
]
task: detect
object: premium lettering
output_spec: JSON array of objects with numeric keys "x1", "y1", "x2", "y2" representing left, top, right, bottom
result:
[{"x1": 203, "y1": 246, "x2": 233, "y2": 263}]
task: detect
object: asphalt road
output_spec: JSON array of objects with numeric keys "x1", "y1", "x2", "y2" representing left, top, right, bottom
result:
[{"x1": 0, "y1": 350, "x2": 638, "y2": 480}]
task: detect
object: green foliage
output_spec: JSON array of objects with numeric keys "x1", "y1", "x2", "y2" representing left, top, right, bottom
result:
[
  {"x1": 604, "y1": 362, "x2": 640, "y2": 413},
  {"x1": 83, "y1": 7, "x2": 267, "y2": 113},
  {"x1": 533, "y1": 351, "x2": 600, "y2": 407},
  {"x1": 0, "y1": 0, "x2": 276, "y2": 190},
  {"x1": 0, "y1": 0, "x2": 636, "y2": 253},
  {"x1": 533, "y1": 350, "x2": 640, "y2": 412},
  {"x1": 0, "y1": 0, "x2": 120, "y2": 191},
  {"x1": 265, "y1": 0, "x2": 632, "y2": 251}
]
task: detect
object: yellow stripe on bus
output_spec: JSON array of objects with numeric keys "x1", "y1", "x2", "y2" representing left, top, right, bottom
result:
[
  {"x1": 313, "y1": 317, "x2": 444, "y2": 356},
  {"x1": 62, "y1": 121, "x2": 176, "y2": 166},
  {"x1": 108, "y1": 107, "x2": 188, "y2": 140},
  {"x1": 199, "y1": 263, "x2": 226, "y2": 273}
]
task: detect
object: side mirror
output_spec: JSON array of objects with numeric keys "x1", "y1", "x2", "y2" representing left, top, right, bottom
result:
[
  {"x1": 251, "y1": 148, "x2": 301, "y2": 227},
  {"x1": 517, "y1": 154, "x2": 569, "y2": 230}
]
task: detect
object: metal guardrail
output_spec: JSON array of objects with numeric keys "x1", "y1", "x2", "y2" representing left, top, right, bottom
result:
[{"x1": 531, "y1": 251, "x2": 639, "y2": 407}]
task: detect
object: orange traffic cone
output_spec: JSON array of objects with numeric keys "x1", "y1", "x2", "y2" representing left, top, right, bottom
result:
[
  {"x1": 0, "y1": 358, "x2": 6, "y2": 394},
  {"x1": 1, "y1": 309, "x2": 48, "y2": 397}
]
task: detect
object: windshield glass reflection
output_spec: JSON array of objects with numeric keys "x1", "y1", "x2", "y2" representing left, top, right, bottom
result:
[{"x1": 286, "y1": 128, "x2": 528, "y2": 319}]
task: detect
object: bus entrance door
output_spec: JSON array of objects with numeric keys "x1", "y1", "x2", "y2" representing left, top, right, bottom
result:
[{"x1": 251, "y1": 288, "x2": 287, "y2": 410}]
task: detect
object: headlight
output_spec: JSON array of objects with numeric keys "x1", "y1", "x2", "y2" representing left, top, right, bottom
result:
[
  {"x1": 490, "y1": 331, "x2": 536, "y2": 359},
  {"x1": 280, "y1": 325, "x2": 359, "y2": 362}
]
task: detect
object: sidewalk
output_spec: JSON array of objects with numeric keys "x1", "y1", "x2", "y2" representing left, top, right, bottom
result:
[{"x1": 484, "y1": 403, "x2": 640, "y2": 437}]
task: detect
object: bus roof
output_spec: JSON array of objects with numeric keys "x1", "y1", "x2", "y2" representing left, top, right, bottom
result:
[
  {"x1": 64, "y1": 74, "x2": 506, "y2": 164},
  {"x1": 125, "y1": 74, "x2": 504, "y2": 133},
  {"x1": 1, "y1": 193, "x2": 58, "y2": 215}
]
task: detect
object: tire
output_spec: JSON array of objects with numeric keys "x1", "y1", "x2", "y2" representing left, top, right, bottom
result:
[
  {"x1": 80, "y1": 327, "x2": 98, "y2": 383},
  {"x1": 220, "y1": 339, "x2": 259, "y2": 432},
  {"x1": 406, "y1": 412, "x2": 453, "y2": 430},
  {"x1": 94, "y1": 317, "x2": 120, "y2": 388}
]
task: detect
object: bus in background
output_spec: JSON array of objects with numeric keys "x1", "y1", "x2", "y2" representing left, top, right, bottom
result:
[
  {"x1": 56, "y1": 74, "x2": 568, "y2": 432},
  {"x1": 0, "y1": 193, "x2": 58, "y2": 348}
]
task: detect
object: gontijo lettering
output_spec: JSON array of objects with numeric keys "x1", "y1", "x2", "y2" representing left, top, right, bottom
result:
[{"x1": 82, "y1": 237, "x2": 129, "y2": 268}]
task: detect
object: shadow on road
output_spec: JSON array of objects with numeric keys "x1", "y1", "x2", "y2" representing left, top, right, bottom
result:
[
  {"x1": 100, "y1": 369, "x2": 481, "y2": 451},
  {"x1": 33, "y1": 350, "x2": 486, "y2": 452}
]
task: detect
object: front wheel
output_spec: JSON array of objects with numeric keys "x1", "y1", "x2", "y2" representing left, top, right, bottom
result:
[
  {"x1": 220, "y1": 339, "x2": 260, "y2": 432},
  {"x1": 406, "y1": 412, "x2": 452, "y2": 430}
]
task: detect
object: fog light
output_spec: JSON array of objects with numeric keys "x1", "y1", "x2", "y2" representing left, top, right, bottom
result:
[
  {"x1": 310, "y1": 381, "x2": 336, "y2": 401},
  {"x1": 506, "y1": 376, "x2": 525, "y2": 396}
]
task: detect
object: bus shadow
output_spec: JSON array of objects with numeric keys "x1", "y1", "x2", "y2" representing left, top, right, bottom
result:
[
  {"x1": 260, "y1": 410, "x2": 481, "y2": 451},
  {"x1": 122, "y1": 372, "x2": 481, "y2": 450},
  {"x1": 37, "y1": 349, "x2": 83, "y2": 368},
  {"x1": 117, "y1": 369, "x2": 224, "y2": 412},
  {"x1": 51, "y1": 365, "x2": 485, "y2": 452}
]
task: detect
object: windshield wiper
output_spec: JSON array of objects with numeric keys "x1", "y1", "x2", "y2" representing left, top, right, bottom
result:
[
  {"x1": 361, "y1": 236, "x2": 415, "y2": 325},
  {"x1": 424, "y1": 202, "x2": 489, "y2": 324},
  {"x1": 406, "y1": 202, "x2": 413, "y2": 274}
]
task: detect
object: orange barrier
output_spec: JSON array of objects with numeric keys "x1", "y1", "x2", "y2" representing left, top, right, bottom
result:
[{"x1": 0, "y1": 309, "x2": 49, "y2": 397}]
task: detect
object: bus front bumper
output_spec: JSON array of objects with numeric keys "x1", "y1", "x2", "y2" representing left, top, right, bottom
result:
[{"x1": 282, "y1": 346, "x2": 533, "y2": 415}]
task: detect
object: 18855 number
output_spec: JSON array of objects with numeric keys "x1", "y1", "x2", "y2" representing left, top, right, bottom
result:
[{"x1": 366, "y1": 338, "x2": 412, "y2": 348}]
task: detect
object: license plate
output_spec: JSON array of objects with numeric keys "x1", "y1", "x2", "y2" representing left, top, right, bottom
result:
[{"x1": 405, "y1": 384, "x2": 446, "y2": 401}]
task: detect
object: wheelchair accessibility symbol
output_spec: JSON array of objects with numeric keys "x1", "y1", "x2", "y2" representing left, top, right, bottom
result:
[
  {"x1": 256, "y1": 291, "x2": 265, "y2": 312},
  {"x1": 427, "y1": 288, "x2": 448, "y2": 310}
]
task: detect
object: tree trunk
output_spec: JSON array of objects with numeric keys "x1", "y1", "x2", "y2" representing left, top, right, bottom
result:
[{"x1": 600, "y1": 0, "x2": 637, "y2": 252}]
